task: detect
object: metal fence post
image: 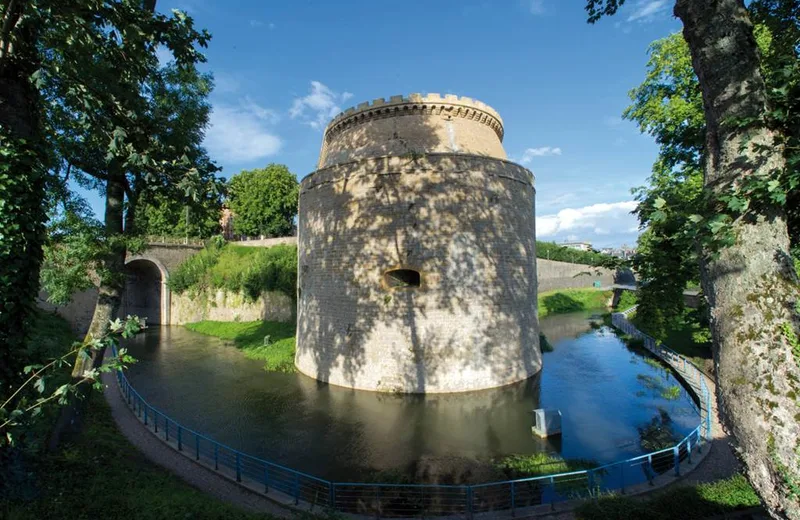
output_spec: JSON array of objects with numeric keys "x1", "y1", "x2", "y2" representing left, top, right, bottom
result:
[
  {"x1": 165, "y1": 419, "x2": 169, "y2": 441},
  {"x1": 511, "y1": 481, "x2": 516, "y2": 516},
  {"x1": 154, "y1": 411, "x2": 158, "y2": 433},
  {"x1": 236, "y1": 452, "x2": 241, "y2": 482},
  {"x1": 329, "y1": 482, "x2": 335, "y2": 510},
  {"x1": 178, "y1": 426, "x2": 182, "y2": 451},
  {"x1": 214, "y1": 443, "x2": 218, "y2": 470},
  {"x1": 144, "y1": 406, "x2": 148, "y2": 426},
  {"x1": 673, "y1": 446, "x2": 681, "y2": 476},
  {"x1": 587, "y1": 469, "x2": 595, "y2": 497},
  {"x1": 294, "y1": 473, "x2": 300, "y2": 505},
  {"x1": 467, "y1": 486, "x2": 474, "y2": 520},
  {"x1": 687, "y1": 437, "x2": 693, "y2": 464},
  {"x1": 195, "y1": 435, "x2": 200, "y2": 460},
  {"x1": 264, "y1": 466, "x2": 270, "y2": 493}
]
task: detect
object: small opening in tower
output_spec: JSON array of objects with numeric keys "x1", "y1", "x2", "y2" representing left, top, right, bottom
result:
[{"x1": 384, "y1": 269, "x2": 421, "y2": 289}]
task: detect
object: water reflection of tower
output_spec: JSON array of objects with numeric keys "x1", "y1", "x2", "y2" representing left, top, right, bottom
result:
[{"x1": 293, "y1": 370, "x2": 547, "y2": 482}]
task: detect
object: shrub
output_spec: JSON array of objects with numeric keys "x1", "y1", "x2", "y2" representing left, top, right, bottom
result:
[
  {"x1": 495, "y1": 453, "x2": 597, "y2": 479},
  {"x1": 169, "y1": 243, "x2": 297, "y2": 300},
  {"x1": 614, "y1": 290, "x2": 638, "y2": 312}
]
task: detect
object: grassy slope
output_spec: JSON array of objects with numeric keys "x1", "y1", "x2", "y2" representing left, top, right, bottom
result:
[
  {"x1": 185, "y1": 320, "x2": 296, "y2": 373},
  {"x1": 2, "y1": 395, "x2": 272, "y2": 520},
  {"x1": 575, "y1": 474, "x2": 760, "y2": 520},
  {"x1": 538, "y1": 288, "x2": 613, "y2": 318}
]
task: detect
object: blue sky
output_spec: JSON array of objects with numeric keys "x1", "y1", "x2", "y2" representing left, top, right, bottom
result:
[{"x1": 80, "y1": 0, "x2": 683, "y2": 248}]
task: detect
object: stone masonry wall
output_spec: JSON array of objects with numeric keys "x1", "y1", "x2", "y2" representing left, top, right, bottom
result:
[
  {"x1": 296, "y1": 153, "x2": 541, "y2": 393},
  {"x1": 170, "y1": 289, "x2": 293, "y2": 324},
  {"x1": 536, "y1": 259, "x2": 616, "y2": 293}
]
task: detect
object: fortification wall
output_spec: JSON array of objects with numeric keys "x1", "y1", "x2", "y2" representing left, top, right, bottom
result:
[
  {"x1": 230, "y1": 237, "x2": 298, "y2": 248},
  {"x1": 170, "y1": 289, "x2": 293, "y2": 324},
  {"x1": 536, "y1": 259, "x2": 616, "y2": 293},
  {"x1": 296, "y1": 152, "x2": 540, "y2": 393}
]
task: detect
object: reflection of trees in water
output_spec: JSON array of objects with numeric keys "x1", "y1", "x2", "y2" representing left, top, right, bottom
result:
[
  {"x1": 538, "y1": 312, "x2": 595, "y2": 346},
  {"x1": 638, "y1": 408, "x2": 679, "y2": 452}
]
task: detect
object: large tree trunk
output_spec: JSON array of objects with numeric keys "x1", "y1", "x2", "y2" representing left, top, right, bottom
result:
[
  {"x1": 48, "y1": 170, "x2": 127, "y2": 449},
  {"x1": 76, "y1": 169, "x2": 127, "y2": 371},
  {"x1": 0, "y1": 0, "x2": 46, "y2": 390},
  {"x1": 675, "y1": 1, "x2": 800, "y2": 518}
]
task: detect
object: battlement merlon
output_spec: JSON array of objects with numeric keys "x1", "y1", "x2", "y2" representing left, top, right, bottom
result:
[{"x1": 324, "y1": 93, "x2": 505, "y2": 139}]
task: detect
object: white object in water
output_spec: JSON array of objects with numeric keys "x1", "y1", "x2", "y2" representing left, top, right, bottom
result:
[{"x1": 532, "y1": 408, "x2": 562, "y2": 438}]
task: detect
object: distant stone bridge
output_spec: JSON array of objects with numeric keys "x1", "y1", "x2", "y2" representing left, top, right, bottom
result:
[{"x1": 120, "y1": 242, "x2": 205, "y2": 325}]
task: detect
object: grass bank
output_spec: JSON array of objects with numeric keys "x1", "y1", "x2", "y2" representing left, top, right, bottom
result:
[
  {"x1": 185, "y1": 320, "x2": 296, "y2": 373},
  {"x1": 575, "y1": 473, "x2": 760, "y2": 520},
  {"x1": 1, "y1": 394, "x2": 272, "y2": 520},
  {"x1": 538, "y1": 288, "x2": 613, "y2": 319}
]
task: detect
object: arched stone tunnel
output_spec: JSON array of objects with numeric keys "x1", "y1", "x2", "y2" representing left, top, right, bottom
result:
[{"x1": 119, "y1": 257, "x2": 171, "y2": 325}]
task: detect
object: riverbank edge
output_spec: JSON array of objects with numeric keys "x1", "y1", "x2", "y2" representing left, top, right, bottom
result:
[{"x1": 103, "y1": 313, "x2": 726, "y2": 519}]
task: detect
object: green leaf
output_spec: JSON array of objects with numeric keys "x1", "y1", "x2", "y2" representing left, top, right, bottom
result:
[
  {"x1": 726, "y1": 196, "x2": 749, "y2": 213},
  {"x1": 653, "y1": 197, "x2": 667, "y2": 209}
]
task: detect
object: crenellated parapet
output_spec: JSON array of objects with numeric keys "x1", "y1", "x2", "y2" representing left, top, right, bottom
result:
[
  {"x1": 324, "y1": 93, "x2": 504, "y2": 143},
  {"x1": 317, "y1": 93, "x2": 508, "y2": 169}
]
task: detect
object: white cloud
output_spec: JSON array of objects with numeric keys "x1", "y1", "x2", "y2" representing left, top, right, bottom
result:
[
  {"x1": 205, "y1": 99, "x2": 282, "y2": 163},
  {"x1": 268, "y1": 22, "x2": 275, "y2": 30},
  {"x1": 626, "y1": 0, "x2": 669, "y2": 22},
  {"x1": 520, "y1": 146, "x2": 562, "y2": 164},
  {"x1": 249, "y1": 19, "x2": 263, "y2": 27},
  {"x1": 537, "y1": 200, "x2": 638, "y2": 237},
  {"x1": 528, "y1": 0, "x2": 546, "y2": 15},
  {"x1": 290, "y1": 81, "x2": 353, "y2": 130},
  {"x1": 239, "y1": 96, "x2": 280, "y2": 124}
]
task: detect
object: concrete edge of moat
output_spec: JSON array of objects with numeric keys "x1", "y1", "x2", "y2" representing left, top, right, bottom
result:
[{"x1": 101, "y1": 315, "x2": 726, "y2": 519}]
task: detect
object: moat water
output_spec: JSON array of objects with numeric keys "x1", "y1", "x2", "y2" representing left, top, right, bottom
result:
[{"x1": 122, "y1": 311, "x2": 700, "y2": 483}]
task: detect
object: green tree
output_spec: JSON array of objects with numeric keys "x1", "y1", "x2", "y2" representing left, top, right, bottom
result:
[
  {"x1": 43, "y1": 44, "x2": 218, "y2": 387},
  {"x1": 588, "y1": 1, "x2": 800, "y2": 517},
  {"x1": 1, "y1": 2, "x2": 219, "y2": 446},
  {"x1": 228, "y1": 164, "x2": 299, "y2": 238},
  {"x1": 134, "y1": 187, "x2": 224, "y2": 240},
  {"x1": 624, "y1": 32, "x2": 706, "y2": 339}
]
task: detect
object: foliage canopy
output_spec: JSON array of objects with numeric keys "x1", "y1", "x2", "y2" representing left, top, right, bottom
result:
[{"x1": 227, "y1": 164, "x2": 299, "y2": 238}]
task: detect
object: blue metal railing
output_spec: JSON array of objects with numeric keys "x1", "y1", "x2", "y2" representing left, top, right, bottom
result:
[{"x1": 111, "y1": 313, "x2": 712, "y2": 518}]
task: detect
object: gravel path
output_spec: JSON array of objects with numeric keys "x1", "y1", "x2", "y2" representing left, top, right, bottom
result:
[{"x1": 101, "y1": 371, "x2": 293, "y2": 518}]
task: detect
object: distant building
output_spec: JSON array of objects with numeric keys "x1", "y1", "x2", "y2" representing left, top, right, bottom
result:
[
  {"x1": 600, "y1": 246, "x2": 636, "y2": 260},
  {"x1": 561, "y1": 241, "x2": 593, "y2": 252}
]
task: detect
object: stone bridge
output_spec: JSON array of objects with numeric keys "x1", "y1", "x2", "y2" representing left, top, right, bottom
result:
[
  {"x1": 38, "y1": 242, "x2": 203, "y2": 333},
  {"x1": 119, "y1": 242, "x2": 205, "y2": 326}
]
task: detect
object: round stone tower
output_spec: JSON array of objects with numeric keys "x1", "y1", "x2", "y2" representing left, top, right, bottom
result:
[{"x1": 296, "y1": 93, "x2": 540, "y2": 393}]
